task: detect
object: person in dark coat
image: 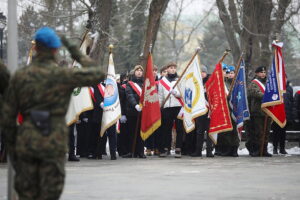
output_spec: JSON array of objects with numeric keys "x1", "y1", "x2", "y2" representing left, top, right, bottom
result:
[
  {"x1": 295, "y1": 90, "x2": 300, "y2": 124},
  {"x1": 117, "y1": 74, "x2": 129, "y2": 156},
  {"x1": 190, "y1": 66, "x2": 214, "y2": 157},
  {"x1": 86, "y1": 83, "x2": 105, "y2": 159},
  {"x1": 122, "y1": 65, "x2": 145, "y2": 158},
  {"x1": 272, "y1": 81, "x2": 294, "y2": 154}
]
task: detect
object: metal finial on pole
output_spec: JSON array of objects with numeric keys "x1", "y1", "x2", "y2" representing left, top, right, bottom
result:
[
  {"x1": 218, "y1": 49, "x2": 231, "y2": 64},
  {"x1": 149, "y1": 44, "x2": 152, "y2": 53},
  {"x1": 108, "y1": 44, "x2": 114, "y2": 53}
]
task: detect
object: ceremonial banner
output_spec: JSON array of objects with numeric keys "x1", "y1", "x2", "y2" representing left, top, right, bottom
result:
[
  {"x1": 179, "y1": 54, "x2": 208, "y2": 133},
  {"x1": 100, "y1": 52, "x2": 121, "y2": 136},
  {"x1": 273, "y1": 41, "x2": 286, "y2": 93},
  {"x1": 65, "y1": 32, "x2": 94, "y2": 126},
  {"x1": 261, "y1": 42, "x2": 286, "y2": 128},
  {"x1": 205, "y1": 63, "x2": 233, "y2": 144},
  {"x1": 140, "y1": 53, "x2": 161, "y2": 141},
  {"x1": 229, "y1": 60, "x2": 250, "y2": 140}
]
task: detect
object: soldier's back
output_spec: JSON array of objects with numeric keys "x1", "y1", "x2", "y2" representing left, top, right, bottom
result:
[{"x1": 5, "y1": 53, "x2": 104, "y2": 158}]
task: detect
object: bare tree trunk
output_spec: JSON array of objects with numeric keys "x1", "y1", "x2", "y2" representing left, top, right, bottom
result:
[
  {"x1": 216, "y1": 0, "x2": 292, "y2": 78},
  {"x1": 89, "y1": 0, "x2": 112, "y2": 70},
  {"x1": 140, "y1": 0, "x2": 170, "y2": 67},
  {"x1": 216, "y1": 0, "x2": 241, "y2": 63}
]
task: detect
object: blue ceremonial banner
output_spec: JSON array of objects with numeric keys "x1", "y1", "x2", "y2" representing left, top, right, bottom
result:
[
  {"x1": 261, "y1": 54, "x2": 286, "y2": 127},
  {"x1": 262, "y1": 58, "x2": 281, "y2": 105},
  {"x1": 229, "y1": 60, "x2": 250, "y2": 138}
]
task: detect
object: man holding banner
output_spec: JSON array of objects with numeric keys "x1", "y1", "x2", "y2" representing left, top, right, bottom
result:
[
  {"x1": 100, "y1": 48, "x2": 121, "y2": 160},
  {"x1": 123, "y1": 65, "x2": 145, "y2": 158},
  {"x1": 245, "y1": 66, "x2": 272, "y2": 157},
  {"x1": 158, "y1": 62, "x2": 184, "y2": 158}
]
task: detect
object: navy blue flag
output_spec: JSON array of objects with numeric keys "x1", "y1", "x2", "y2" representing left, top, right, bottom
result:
[
  {"x1": 229, "y1": 60, "x2": 250, "y2": 139},
  {"x1": 261, "y1": 55, "x2": 286, "y2": 128}
]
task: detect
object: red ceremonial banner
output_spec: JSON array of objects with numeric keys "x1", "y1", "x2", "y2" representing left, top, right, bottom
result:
[
  {"x1": 205, "y1": 63, "x2": 233, "y2": 143},
  {"x1": 140, "y1": 53, "x2": 161, "y2": 141}
]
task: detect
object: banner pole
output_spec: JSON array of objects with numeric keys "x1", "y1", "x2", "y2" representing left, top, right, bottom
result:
[
  {"x1": 161, "y1": 48, "x2": 200, "y2": 108},
  {"x1": 228, "y1": 52, "x2": 244, "y2": 96},
  {"x1": 218, "y1": 49, "x2": 231, "y2": 64}
]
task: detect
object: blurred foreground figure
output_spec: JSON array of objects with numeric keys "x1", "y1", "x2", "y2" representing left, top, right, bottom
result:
[
  {"x1": 1, "y1": 27, "x2": 105, "y2": 200},
  {"x1": 0, "y1": 60, "x2": 10, "y2": 162}
]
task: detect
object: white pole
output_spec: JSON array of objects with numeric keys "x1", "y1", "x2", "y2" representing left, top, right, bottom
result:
[
  {"x1": 7, "y1": 0, "x2": 18, "y2": 74},
  {"x1": 7, "y1": 1, "x2": 18, "y2": 200}
]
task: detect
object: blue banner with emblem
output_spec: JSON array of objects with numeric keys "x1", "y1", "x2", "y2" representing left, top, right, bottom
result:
[
  {"x1": 262, "y1": 58, "x2": 281, "y2": 105},
  {"x1": 261, "y1": 53, "x2": 286, "y2": 127},
  {"x1": 229, "y1": 60, "x2": 250, "y2": 138}
]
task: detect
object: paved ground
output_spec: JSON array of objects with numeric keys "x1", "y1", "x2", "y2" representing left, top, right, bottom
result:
[{"x1": 1, "y1": 154, "x2": 300, "y2": 200}]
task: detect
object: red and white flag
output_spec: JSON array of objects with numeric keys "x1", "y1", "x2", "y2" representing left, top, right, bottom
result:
[
  {"x1": 205, "y1": 63, "x2": 233, "y2": 144},
  {"x1": 261, "y1": 41, "x2": 287, "y2": 128},
  {"x1": 140, "y1": 52, "x2": 161, "y2": 141}
]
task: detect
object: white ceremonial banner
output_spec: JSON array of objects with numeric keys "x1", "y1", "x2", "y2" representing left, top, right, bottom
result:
[
  {"x1": 179, "y1": 55, "x2": 208, "y2": 133},
  {"x1": 100, "y1": 52, "x2": 121, "y2": 136}
]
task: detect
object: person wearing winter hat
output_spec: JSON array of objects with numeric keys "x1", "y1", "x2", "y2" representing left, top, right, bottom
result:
[
  {"x1": 160, "y1": 65, "x2": 168, "y2": 78},
  {"x1": 123, "y1": 65, "x2": 146, "y2": 158},
  {"x1": 158, "y1": 62, "x2": 184, "y2": 158}
]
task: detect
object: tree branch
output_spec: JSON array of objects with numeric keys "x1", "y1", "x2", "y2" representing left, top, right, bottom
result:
[
  {"x1": 283, "y1": 1, "x2": 300, "y2": 23},
  {"x1": 228, "y1": 0, "x2": 241, "y2": 34},
  {"x1": 177, "y1": 3, "x2": 215, "y2": 54},
  {"x1": 273, "y1": 0, "x2": 292, "y2": 34},
  {"x1": 216, "y1": 0, "x2": 241, "y2": 62}
]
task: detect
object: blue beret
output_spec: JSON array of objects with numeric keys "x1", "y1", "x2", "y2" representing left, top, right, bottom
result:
[
  {"x1": 228, "y1": 65, "x2": 235, "y2": 72},
  {"x1": 34, "y1": 27, "x2": 62, "y2": 48},
  {"x1": 222, "y1": 63, "x2": 228, "y2": 70}
]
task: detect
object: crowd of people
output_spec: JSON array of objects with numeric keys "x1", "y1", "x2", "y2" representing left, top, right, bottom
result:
[
  {"x1": 66, "y1": 58, "x2": 300, "y2": 162},
  {"x1": 1, "y1": 26, "x2": 300, "y2": 200}
]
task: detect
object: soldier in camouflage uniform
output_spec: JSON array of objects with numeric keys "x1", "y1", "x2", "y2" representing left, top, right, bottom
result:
[
  {"x1": 1, "y1": 27, "x2": 105, "y2": 200},
  {"x1": 245, "y1": 66, "x2": 272, "y2": 157},
  {"x1": 0, "y1": 60, "x2": 10, "y2": 161},
  {"x1": 217, "y1": 65, "x2": 239, "y2": 157},
  {"x1": 0, "y1": 60, "x2": 10, "y2": 119}
]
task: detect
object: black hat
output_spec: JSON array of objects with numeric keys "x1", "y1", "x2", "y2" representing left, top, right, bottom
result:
[{"x1": 255, "y1": 66, "x2": 266, "y2": 73}]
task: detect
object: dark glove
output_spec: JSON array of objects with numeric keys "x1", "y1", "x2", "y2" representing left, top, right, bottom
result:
[{"x1": 60, "y1": 35, "x2": 96, "y2": 67}]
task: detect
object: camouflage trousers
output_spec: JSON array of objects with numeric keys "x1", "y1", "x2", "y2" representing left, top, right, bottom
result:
[
  {"x1": 14, "y1": 155, "x2": 65, "y2": 200},
  {"x1": 245, "y1": 116, "x2": 272, "y2": 153},
  {"x1": 217, "y1": 120, "x2": 239, "y2": 147}
]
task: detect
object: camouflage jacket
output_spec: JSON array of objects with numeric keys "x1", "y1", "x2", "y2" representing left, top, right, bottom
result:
[
  {"x1": 1, "y1": 52, "x2": 105, "y2": 159},
  {"x1": 0, "y1": 61, "x2": 10, "y2": 124},
  {"x1": 247, "y1": 77, "x2": 266, "y2": 117}
]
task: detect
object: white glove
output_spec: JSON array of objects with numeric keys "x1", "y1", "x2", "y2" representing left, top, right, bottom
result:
[
  {"x1": 135, "y1": 104, "x2": 142, "y2": 112},
  {"x1": 171, "y1": 89, "x2": 180, "y2": 97},
  {"x1": 120, "y1": 115, "x2": 127, "y2": 123},
  {"x1": 100, "y1": 102, "x2": 104, "y2": 109}
]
